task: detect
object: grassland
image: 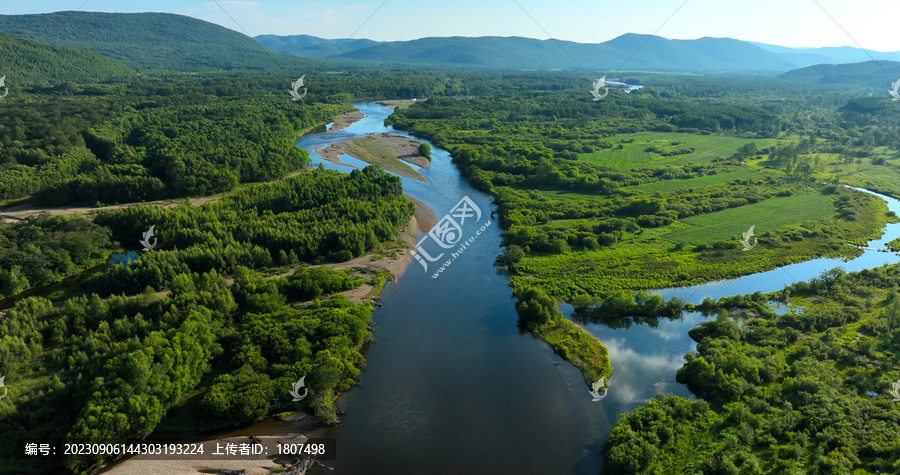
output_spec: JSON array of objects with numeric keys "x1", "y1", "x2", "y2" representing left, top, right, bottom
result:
[
  {"x1": 534, "y1": 314, "x2": 612, "y2": 387},
  {"x1": 801, "y1": 146, "x2": 900, "y2": 199},
  {"x1": 511, "y1": 188, "x2": 892, "y2": 299},
  {"x1": 662, "y1": 192, "x2": 833, "y2": 244},
  {"x1": 579, "y1": 132, "x2": 774, "y2": 169},
  {"x1": 317, "y1": 134, "x2": 426, "y2": 181},
  {"x1": 622, "y1": 169, "x2": 762, "y2": 194}
]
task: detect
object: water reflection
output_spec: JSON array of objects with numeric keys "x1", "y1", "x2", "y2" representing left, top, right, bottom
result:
[{"x1": 295, "y1": 102, "x2": 900, "y2": 474}]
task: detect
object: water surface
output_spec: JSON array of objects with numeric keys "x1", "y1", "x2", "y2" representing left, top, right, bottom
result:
[{"x1": 297, "y1": 102, "x2": 900, "y2": 474}]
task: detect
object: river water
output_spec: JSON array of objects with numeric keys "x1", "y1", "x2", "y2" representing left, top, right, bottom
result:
[{"x1": 295, "y1": 102, "x2": 900, "y2": 474}]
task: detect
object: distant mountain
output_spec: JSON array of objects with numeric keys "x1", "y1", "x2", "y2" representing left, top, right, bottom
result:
[
  {"x1": 0, "y1": 31, "x2": 134, "y2": 83},
  {"x1": 778, "y1": 60, "x2": 900, "y2": 87},
  {"x1": 257, "y1": 33, "x2": 877, "y2": 72},
  {"x1": 258, "y1": 33, "x2": 900, "y2": 73},
  {"x1": 673, "y1": 37, "x2": 796, "y2": 70},
  {"x1": 257, "y1": 34, "x2": 800, "y2": 72},
  {"x1": 0, "y1": 11, "x2": 290, "y2": 71},
  {"x1": 751, "y1": 42, "x2": 900, "y2": 67},
  {"x1": 2, "y1": 10, "x2": 895, "y2": 75},
  {"x1": 255, "y1": 34, "x2": 380, "y2": 59}
]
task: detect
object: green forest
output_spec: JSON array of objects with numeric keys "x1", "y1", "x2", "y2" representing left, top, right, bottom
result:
[
  {"x1": 0, "y1": 74, "x2": 352, "y2": 204},
  {"x1": 378, "y1": 71, "x2": 900, "y2": 474},
  {"x1": 2, "y1": 11, "x2": 900, "y2": 474},
  {"x1": 603, "y1": 266, "x2": 900, "y2": 474},
  {"x1": 0, "y1": 168, "x2": 413, "y2": 472},
  {"x1": 385, "y1": 85, "x2": 900, "y2": 303}
]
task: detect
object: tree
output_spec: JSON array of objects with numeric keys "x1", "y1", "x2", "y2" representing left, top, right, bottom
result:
[
  {"x1": 513, "y1": 285, "x2": 559, "y2": 330},
  {"x1": 417, "y1": 142, "x2": 432, "y2": 160},
  {"x1": 495, "y1": 245, "x2": 525, "y2": 270}
]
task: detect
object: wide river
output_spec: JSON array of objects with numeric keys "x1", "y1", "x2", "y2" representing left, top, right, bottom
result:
[{"x1": 296, "y1": 102, "x2": 900, "y2": 474}]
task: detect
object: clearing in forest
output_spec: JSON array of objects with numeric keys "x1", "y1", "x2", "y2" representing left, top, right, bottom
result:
[
  {"x1": 623, "y1": 169, "x2": 763, "y2": 194},
  {"x1": 579, "y1": 132, "x2": 773, "y2": 169},
  {"x1": 661, "y1": 192, "x2": 833, "y2": 244}
]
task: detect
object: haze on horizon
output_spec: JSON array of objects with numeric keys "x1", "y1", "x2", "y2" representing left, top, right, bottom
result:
[{"x1": 1, "y1": 0, "x2": 898, "y2": 53}]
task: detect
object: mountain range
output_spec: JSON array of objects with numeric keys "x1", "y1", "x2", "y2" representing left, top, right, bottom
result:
[
  {"x1": 778, "y1": 60, "x2": 900, "y2": 86},
  {"x1": 0, "y1": 11, "x2": 896, "y2": 77},
  {"x1": 256, "y1": 33, "x2": 900, "y2": 73}
]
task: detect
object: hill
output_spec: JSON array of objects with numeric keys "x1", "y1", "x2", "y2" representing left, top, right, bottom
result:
[
  {"x1": 0, "y1": 11, "x2": 288, "y2": 71},
  {"x1": 258, "y1": 33, "x2": 900, "y2": 74},
  {"x1": 0, "y1": 31, "x2": 134, "y2": 83},
  {"x1": 257, "y1": 34, "x2": 819, "y2": 72},
  {"x1": 778, "y1": 60, "x2": 900, "y2": 86},
  {"x1": 255, "y1": 34, "x2": 380, "y2": 59},
  {"x1": 751, "y1": 41, "x2": 900, "y2": 66}
]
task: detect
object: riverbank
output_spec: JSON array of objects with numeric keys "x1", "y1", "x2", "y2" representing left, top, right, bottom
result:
[
  {"x1": 0, "y1": 195, "x2": 221, "y2": 223},
  {"x1": 374, "y1": 98, "x2": 422, "y2": 111},
  {"x1": 509, "y1": 185, "x2": 895, "y2": 300},
  {"x1": 328, "y1": 110, "x2": 365, "y2": 133},
  {"x1": 514, "y1": 286, "x2": 613, "y2": 390},
  {"x1": 101, "y1": 418, "x2": 328, "y2": 474},
  {"x1": 314, "y1": 133, "x2": 429, "y2": 181},
  {"x1": 310, "y1": 196, "x2": 435, "y2": 304},
  {"x1": 536, "y1": 314, "x2": 613, "y2": 388},
  {"x1": 100, "y1": 196, "x2": 435, "y2": 475}
]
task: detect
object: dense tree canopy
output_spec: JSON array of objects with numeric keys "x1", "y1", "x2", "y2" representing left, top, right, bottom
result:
[{"x1": 604, "y1": 267, "x2": 900, "y2": 474}]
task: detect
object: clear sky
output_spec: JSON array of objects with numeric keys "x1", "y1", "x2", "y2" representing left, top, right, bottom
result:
[{"x1": 2, "y1": 0, "x2": 898, "y2": 52}]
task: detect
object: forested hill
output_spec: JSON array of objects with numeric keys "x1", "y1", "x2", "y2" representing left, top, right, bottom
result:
[
  {"x1": 0, "y1": 32, "x2": 134, "y2": 83},
  {"x1": 0, "y1": 11, "x2": 290, "y2": 72},
  {"x1": 779, "y1": 60, "x2": 900, "y2": 86},
  {"x1": 261, "y1": 34, "x2": 799, "y2": 72},
  {"x1": 255, "y1": 34, "x2": 381, "y2": 58}
]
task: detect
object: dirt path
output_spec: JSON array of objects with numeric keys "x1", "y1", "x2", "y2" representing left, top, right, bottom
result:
[
  {"x1": 0, "y1": 110, "x2": 368, "y2": 224},
  {"x1": 2, "y1": 109, "x2": 438, "y2": 305},
  {"x1": 2, "y1": 109, "x2": 421, "y2": 223},
  {"x1": 1, "y1": 196, "x2": 221, "y2": 223}
]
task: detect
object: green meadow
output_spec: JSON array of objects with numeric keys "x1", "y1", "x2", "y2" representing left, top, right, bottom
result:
[
  {"x1": 579, "y1": 132, "x2": 774, "y2": 169},
  {"x1": 623, "y1": 169, "x2": 762, "y2": 194},
  {"x1": 510, "y1": 189, "x2": 890, "y2": 299},
  {"x1": 661, "y1": 192, "x2": 833, "y2": 244},
  {"x1": 341, "y1": 135, "x2": 426, "y2": 181}
]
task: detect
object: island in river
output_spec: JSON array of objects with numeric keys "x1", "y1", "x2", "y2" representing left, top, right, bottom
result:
[{"x1": 315, "y1": 133, "x2": 429, "y2": 181}]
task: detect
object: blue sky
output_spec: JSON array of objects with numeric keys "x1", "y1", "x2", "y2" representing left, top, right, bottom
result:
[{"x1": 2, "y1": 0, "x2": 898, "y2": 52}]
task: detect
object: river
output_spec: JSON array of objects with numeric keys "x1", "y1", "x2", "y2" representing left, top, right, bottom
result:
[{"x1": 295, "y1": 102, "x2": 900, "y2": 474}]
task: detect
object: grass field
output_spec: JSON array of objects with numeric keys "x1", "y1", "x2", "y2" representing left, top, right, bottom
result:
[
  {"x1": 623, "y1": 169, "x2": 763, "y2": 194},
  {"x1": 579, "y1": 132, "x2": 774, "y2": 169},
  {"x1": 806, "y1": 147, "x2": 900, "y2": 200},
  {"x1": 510, "y1": 188, "x2": 892, "y2": 299},
  {"x1": 535, "y1": 314, "x2": 612, "y2": 387},
  {"x1": 661, "y1": 192, "x2": 833, "y2": 244}
]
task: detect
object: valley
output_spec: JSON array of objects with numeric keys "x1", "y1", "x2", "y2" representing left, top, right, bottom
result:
[{"x1": 0, "y1": 7, "x2": 899, "y2": 475}]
